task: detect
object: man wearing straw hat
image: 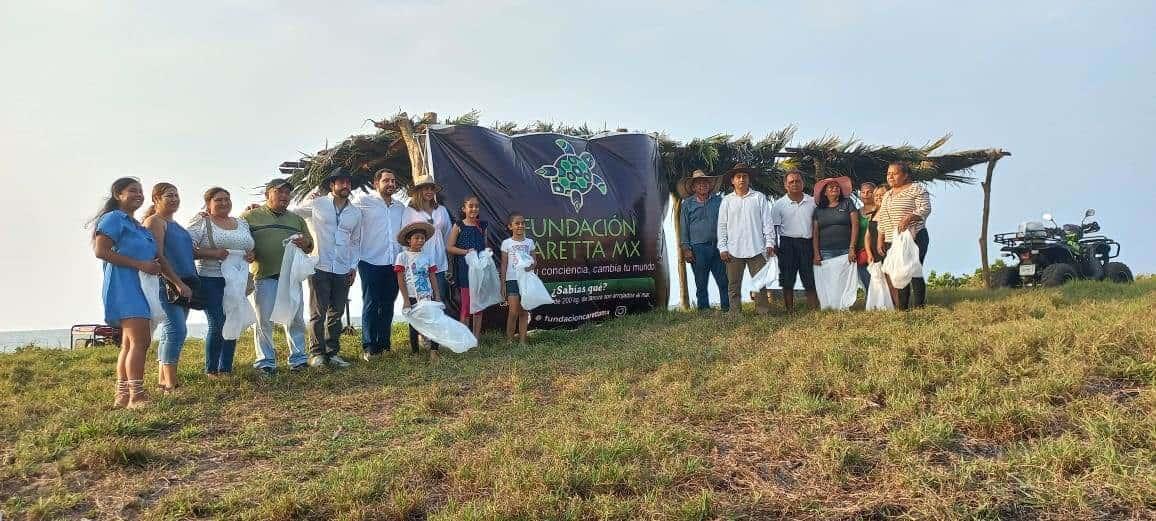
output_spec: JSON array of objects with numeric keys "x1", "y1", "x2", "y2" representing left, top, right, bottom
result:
[
  {"x1": 717, "y1": 163, "x2": 776, "y2": 316},
  {"x1": 678, "y1": 169, "x2": 729, "y2": 313}
]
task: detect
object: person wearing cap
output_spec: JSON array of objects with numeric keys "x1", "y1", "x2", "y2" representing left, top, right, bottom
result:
[
  {"x1": 678, "y1": 169, "x2": 729, "y2": 312},
  {"x1": 352, "y1": 168, "x2": 405, "y2": 360},
  {"x1": 716, "y1": 163, "x2": 776, "y2": 316},
  {"x1": 394, "y1": 221, "x2": 441, "y2": 361},
  {"x1": 241, "y1": 178, "x2": 314, "y2": 375},
  {"x1": 770, "y1": 170, "x2": 819, "y2": 311},
  {"x1": 292, "y1": 168, "x2": 363, "y2": 368},
  {"x1": 402, "y1": 174, "x2": 453, "y2": 328}
]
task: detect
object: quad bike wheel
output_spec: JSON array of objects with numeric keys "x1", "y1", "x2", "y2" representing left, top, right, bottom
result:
[
  {"x1": 992, "y1": 266, "x2": 1020, "y2": 288},
  {"x1": 1104, "y1": 262, "x2": 1134, "y2": 283},
  {"x1": 1041, "y1": 263, "x2": 1077, "y2": 287}
]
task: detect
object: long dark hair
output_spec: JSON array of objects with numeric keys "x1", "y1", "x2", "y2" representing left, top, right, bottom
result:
[
  {"x1": 816, "y1": 183, "x2": 847, "y2": 209},
  {"x1": 89, "y1": 177, "x2": 141, "y2": 234},
  {"x1": 143, "y1": 182, "x2": 177, "y2": 218}
]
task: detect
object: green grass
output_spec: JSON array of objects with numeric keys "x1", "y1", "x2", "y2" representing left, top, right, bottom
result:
[{"x1": 2, "y1": 280, "x2": 1154, "y2": 520}]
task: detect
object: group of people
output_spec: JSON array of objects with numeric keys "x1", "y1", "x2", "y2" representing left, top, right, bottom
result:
[
  {"x1": 90, "y1": 168, "x2": 536, "y2": 409},
  {"x1": 678, "y1": 161, "x2": 932, "y2": 314}
]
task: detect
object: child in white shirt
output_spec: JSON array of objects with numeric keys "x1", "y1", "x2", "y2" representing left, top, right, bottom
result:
[
  {"x1": 500, "y1": 212, "x2": 535, "y2": 345},
  {"x1": 395, "y1": 222, "x2": 440, "y2": 360}
]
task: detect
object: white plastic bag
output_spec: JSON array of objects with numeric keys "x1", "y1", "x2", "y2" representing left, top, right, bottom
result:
[
  {"x1": 514, "y1": 268, "x2": 553, "y2": 311},
  {"x1": 882, "y1": 229, "x2": 923, "y2": 289},
  {"x1": 138, "y1": 273, "x2": 167, "y2": 323},
  {"x1": 814, "y1": 257, "x2": 859, "y2": 310},
  {"x1": 749, "y1": 255, "x2": 780, "y2": 290},
  {"x1": 271, "y1": 236, "x2": 317, "y2": 325},
  {"x1": 403, "y1": 300, "x2": 477, "y2": 353},
  {"x1": 221, "y1": 249, "x2": 257, "y2": 340},
  {"x1": 465, "y1": 249, "x2": 502, "y2": 314},
  {"x1": 865, "y1": 262, "x2": 894, "y2": 310}
]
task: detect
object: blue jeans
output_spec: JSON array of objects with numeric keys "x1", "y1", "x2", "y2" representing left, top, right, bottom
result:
[
  {"x1": 156, "y1": 290, "x2": 188, "y2": 365},
  {"x1": 251, "y1": 277, "x2": 309, "y2": 369},
  {"x1": 200, "y1": 276, "x2": 236, "y2": 374},
  {"x1": 359, "y1": 261, "x2": 399, "y2": 354},
  {"x1": 689, "y1": 243, "x2": 729, "y2": 311},
  {"x1": 819, "y1": 248, "x2": 850, "y2": 261},
  {"x1": 857, "y1": 264, "x2": 870, "y2": 290}
]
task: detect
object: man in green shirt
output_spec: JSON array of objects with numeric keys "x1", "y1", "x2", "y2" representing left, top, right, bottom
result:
[{"x1": 242, "y1": 179, "x2": 314, "y2": 375}]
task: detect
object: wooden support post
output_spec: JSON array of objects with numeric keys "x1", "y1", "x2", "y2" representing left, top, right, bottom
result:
[
  {"x1": 671, "y1": 194, "x2": 690, "y2": 310},
  {"x1": 979, "y1": 150, "x2": 1009, "y2": 287}
]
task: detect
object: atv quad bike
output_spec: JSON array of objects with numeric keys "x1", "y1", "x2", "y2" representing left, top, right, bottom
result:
[{"x1": 992, "y1": 209, "x2": 1133, "y2": 288}]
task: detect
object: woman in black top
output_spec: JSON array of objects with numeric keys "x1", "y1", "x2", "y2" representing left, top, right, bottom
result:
[{"x1": 811, "y1": 178, "x2": 860, "y2": 267}]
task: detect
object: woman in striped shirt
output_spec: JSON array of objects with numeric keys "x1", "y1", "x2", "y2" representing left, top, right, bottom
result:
[{"x1": 875, "y1": 162, "x2": 931, "y2": 309}]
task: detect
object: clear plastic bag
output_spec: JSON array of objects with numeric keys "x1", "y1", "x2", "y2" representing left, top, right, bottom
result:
[
  {"x1": 515, "y1": 268, "x2": 554, "y2": 311},
  {"x1": 749, "y1": 255, "x2": 780, "y2": 290},
  {"x1": 865, "y1": 262, "x2": 894, "y2": 310},
  {"x1": 882, "y1": 229, "x2": 923, "y2": 290},
  {"x1": 271, "y1": 236, "x2": 317, "y2": 325},
  {"x1": 403, "y1": 300, "x2": 477, "y2": 353},
  {"x1": 465, "y1": 249, "x2": 502, "y2": 314},
  {"x1": 814, "y1": 257, "x2": 859, "y2": 310}
]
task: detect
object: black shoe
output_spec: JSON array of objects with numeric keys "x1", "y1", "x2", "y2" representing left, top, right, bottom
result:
[
  {"x1": 290, "y1": 363, "x2": 308, "y2": 372},
  {"x1": 258, "y1": 367, "x2": 276, "y2": 378}
]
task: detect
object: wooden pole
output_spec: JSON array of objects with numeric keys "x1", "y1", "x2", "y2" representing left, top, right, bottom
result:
[
  {"x1": 671, "y1": 194, "x2": 690, "y2": 310},
  {"x1": 979, "y1": 150, "x2": 1010, "y2": 287}
]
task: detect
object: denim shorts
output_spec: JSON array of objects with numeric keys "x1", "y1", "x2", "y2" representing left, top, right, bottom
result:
[{"x1": 505, "y1": 280, "x2": 520, "y2": 296}]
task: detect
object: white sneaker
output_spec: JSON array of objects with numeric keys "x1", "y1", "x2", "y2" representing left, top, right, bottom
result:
[
  {"x1": 308, "y1": 355, "x2": 327, "y2": 368},
  {"x1": 328, "y1": 355, "x2": 352, "y2": 368}
]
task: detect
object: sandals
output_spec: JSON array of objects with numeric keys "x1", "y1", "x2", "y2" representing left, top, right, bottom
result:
[
  {"x1": 125, "y1": 380, "x2": 149, "y2": 409},
  {"x1": 113, "y1": 379, "x2": 129, "y2": 408}
]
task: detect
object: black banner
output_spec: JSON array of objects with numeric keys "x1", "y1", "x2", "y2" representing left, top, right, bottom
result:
[{"x1": 427, "y1": 126, "x2": 668, "y2": 328}]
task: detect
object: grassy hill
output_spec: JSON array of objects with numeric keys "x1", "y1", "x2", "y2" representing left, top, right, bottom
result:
[{"x1": 2, "y1": 280, "x2": 1154, "y2": 520}]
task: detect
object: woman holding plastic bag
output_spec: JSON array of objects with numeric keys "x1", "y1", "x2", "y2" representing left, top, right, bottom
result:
[
  {"x1": 810, "y1": 177, "x2": 860, "y2": 310},
  {"x1": 91, "y1": 177, "x2": 162, "y2": 409},
  {"x1": 876, "y1": 162, "x2": 932, "y2": 309}
]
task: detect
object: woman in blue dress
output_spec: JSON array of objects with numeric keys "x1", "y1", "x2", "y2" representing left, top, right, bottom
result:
[
  {"x1": 91, "y1": 177, "x2": 162, "y2": 409},
  {"x1": 143, "y1": 182, "x2": 195, "y2": 393}
]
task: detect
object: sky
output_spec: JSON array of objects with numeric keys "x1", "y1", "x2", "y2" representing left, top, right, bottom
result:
[{"x1": 1, "y1": 0, "x2": 1153, "y2": 331}]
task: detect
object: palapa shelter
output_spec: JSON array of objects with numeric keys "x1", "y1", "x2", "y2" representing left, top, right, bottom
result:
[{"x1": 281, "y1": 111, "x2": 1009, "y2": 306}]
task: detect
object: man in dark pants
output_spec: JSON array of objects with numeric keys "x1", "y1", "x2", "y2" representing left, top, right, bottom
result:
[
  {"x1": 293, "y1": 168, "x2": 363, "y2": 368},
  {"x1": 352, "y1": 168, "x2": 405, "y2": 360},
  {"x1": 678, "y1": 170, "x2": 729, "y2": 313},
  {"x1": 770, "y1": 170, "x2": 819, "y2": 311}
]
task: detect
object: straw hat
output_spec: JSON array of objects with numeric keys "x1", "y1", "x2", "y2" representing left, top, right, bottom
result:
[
  {"x1": 812, "y1": 176, "x2": 853, "y2": 202},
  {"x1": 677, "y1": 169, "x2": 722, "y2": 198},
  {"x1": 410, "y1": 173, "x2": 442, "y2": 192},
  {"x1": 397, "y1": 221, "x2": 436, "y2": 246}
]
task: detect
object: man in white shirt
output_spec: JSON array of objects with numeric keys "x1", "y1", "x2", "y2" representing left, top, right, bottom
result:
[
  {"x1": 293, "y1": 168, "x2": 363, "y2": 368},
  {"x1": 769, "y1": 170, "x2": 819, "y2": 311},
  {"x1": 717, "y1": 163, "x2": 776, "y2": 316},
  {"x1": 352, "y1": 168, "x2": 405, "y2": 361}
]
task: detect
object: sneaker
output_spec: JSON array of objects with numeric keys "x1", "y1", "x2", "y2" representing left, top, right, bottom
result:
[
  {"x1": 328, "y1": 355, "x2": 352, "y2": 368},
  {"x1": 289, "y1": 363, "x2": 308, "y2": 372},
  {"x1": 258, "y1": 367, "x2": 276, "y2": 378},
  {"x1": 361, "y1": 352, "x2": 381, "y2": 362},
  {"x1": 308, "y1": 355, "x2": 328, "y2": 368}
]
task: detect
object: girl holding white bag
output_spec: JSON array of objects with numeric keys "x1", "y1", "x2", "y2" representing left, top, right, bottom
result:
[
  {"x1": 500, "y1": 213, "x2": 536, "y2": 346},
  {"x1": 446, "y1": 196, "x2": 496, "y2": 340},
  {"x1": 395, "y1": 221, "x2": 442, "y2": 361},
  {"x1": 876, "y1": 162, "x2": 932, "y2": 310}
]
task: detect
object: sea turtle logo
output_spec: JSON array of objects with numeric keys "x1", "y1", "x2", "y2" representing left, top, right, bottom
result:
[{"x1": 534, "y1": 139, "x2": 607, "y2": 212}]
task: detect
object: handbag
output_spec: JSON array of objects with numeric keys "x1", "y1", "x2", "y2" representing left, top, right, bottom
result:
[{"x1": 165, "y1": 275, "x2": 205, "y2": 310}]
